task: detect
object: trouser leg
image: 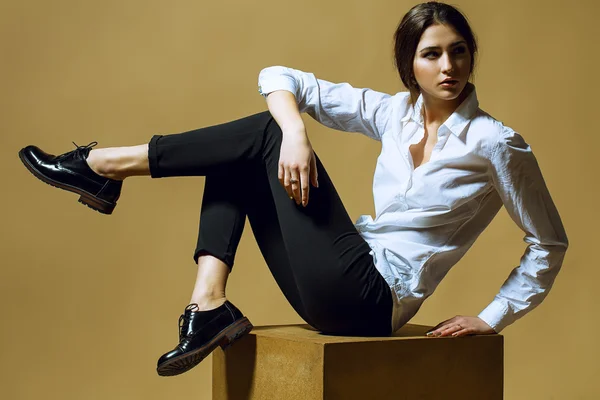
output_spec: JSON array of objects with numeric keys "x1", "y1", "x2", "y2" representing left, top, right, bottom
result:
[
  {"x1": 149, "y1": 111, "x2": 393, "y2": 336},
  {"x1": 192, "y1": 161, "x2": 319, "y2": 328}
]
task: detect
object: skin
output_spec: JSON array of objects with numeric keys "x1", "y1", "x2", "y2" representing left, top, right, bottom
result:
[
  {"x1": 413, "y1": 23, "x2": 472, "y2": 125},
  {"x1": 412, "y1": 23, "x2": 495, "y2": 337},
  {"x1": 266, "y1": 89, "x2": 318, "y2": 207}
]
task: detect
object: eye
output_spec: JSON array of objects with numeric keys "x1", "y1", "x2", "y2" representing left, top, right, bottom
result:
[{"x1": 424, "y1": 47, "x2": 467, "y2": 58}]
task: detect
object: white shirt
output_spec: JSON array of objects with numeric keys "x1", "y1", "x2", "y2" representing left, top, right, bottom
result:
[{"x1": 258, "y1": 65, "x2": 569, "y2": 333}]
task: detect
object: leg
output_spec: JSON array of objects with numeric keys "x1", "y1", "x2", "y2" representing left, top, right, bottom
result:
[
  {"x1": 84, "y1": 110, "x2": 274, "y2": 180},
  {"x1": 188, "y1": 253, "x2": 229, "y2": 311},
  {"x1": 18, "y1": 112, "x2": 278, "y2": 214},
  {"x1": 85, "y1": 144, "x2": 150, "y2": 180},
  {"x1": 249, "y1": 120, "x2": 392, "y2": 336},
  {"x1": 20, "y1": 110, "x2": 393, "y2": 378},
  {"x1": 192, "y1": 161, "x2": 319, "y2": 327},
  {"x1": 149, "y1": 111, "x2": 393, "y2": 336}
]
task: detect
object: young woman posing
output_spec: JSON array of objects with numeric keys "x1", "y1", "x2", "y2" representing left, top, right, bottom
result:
[{"x1": 18, "y1": 1, "x2": 568, "y2": 377}]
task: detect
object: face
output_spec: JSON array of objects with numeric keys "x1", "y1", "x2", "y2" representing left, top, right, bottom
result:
[{"x1": 412, "y1": 23, "x2": 472, "y2": 102}]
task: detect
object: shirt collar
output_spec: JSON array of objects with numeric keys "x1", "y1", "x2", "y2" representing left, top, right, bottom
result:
[{"x1": 400, "y1": 81, "x2": 479, "y2": 137}]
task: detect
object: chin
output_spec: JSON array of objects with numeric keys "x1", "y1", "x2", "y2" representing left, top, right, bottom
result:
[
  {"x1": 424, "y1": 88, "x2": 461, "y2": 101},
  {"x1": 437, "y1": 82, "x2": 467, "y2": 98},
  {"x1": 419, "y1": 79, "x2": 467, "y2": 102}
]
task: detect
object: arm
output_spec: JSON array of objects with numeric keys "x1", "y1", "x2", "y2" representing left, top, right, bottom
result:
[
  {"x1": 264, "y1": 89, "x2": 306, "y2": 136},
  {"x1": 262, "y1": 85, "x2": 318, "y2": 208},
  {"x1": 477, "y1": 125, "x2": 569, "y2": 333},
  {"x1": 258, "y1": 65, "x2": 392, "y2": 141}
]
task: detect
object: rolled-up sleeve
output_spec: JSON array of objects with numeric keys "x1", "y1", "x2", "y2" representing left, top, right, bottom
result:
[
  {"x1": 478, "y1": 125, "x2": 569, "y2": 333},
  {"x1": 258, "y1": 65, "x2": 392, "y2": 141}
]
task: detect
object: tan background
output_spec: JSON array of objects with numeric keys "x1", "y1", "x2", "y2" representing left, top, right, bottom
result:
[{"x1": 1, "y1": 0, "x2": 597, "y2": 399}]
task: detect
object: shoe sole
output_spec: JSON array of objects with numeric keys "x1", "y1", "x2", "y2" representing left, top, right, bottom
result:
[
  {"x1": 156, "y1": 317, "x2": 254, "y2": 377},
  {"x1": 18, "y1": 148, "x2": 116, "y2": 215}
]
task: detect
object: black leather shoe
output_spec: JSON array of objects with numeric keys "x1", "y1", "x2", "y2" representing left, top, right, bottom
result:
[
  {"x1": 156, "y1": 301, "x2": 253, "y2": 377},
  {"x1": 18, "y1": 141, "x2": 123, "y2": 214}
]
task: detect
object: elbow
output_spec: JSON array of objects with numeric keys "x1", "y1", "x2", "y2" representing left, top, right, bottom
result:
[
  {"x1": 558, "y1": 226, "x2": 569, "y2": 251},
  {"x1": 259, "y1": 65, "x2": 288, "y2": 76},
  {"x1": 548, "y1": 235, "x2": 569, "y2": 252},
  {"x1": 532, "y1": 232, "x2": 568, "y2": 253},
  {"x1": 547, "y1": 225, "x2": 569, "y2": 252}
]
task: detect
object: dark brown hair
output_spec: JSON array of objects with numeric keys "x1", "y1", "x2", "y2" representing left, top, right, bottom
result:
[{"x1": 393, "y1": 1, "x2": 478, "y2": 105}]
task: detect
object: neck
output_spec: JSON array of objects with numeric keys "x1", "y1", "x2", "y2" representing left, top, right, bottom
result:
[{"x1": 421, "y1": 84, "x2": 471, "y2": 126}]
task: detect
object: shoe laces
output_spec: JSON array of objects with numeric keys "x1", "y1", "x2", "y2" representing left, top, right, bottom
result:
[
  {"x1": 55, "y1": 141, "x2": 98, "y2": 162},
  {"x1": 178, "y1": 303, "x2": 200, "y2": 340}
]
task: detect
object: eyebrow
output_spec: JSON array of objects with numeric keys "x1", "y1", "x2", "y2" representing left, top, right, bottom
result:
[{"x1": 419, "y1": 40, "x2": 466, "y2": 53}]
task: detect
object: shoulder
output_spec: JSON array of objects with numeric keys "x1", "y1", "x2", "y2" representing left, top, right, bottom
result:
[
  {"x1": 361, "y1": 90, "x2": 408, "y2": 135},
  {"x1": 469, "y1": 108, "x2": 529, "y2": 158},
  {"x1": 384, "y1": 90, "x2": 412, "y2": 127},
  {"x1": 394, "y1": 91, "x2": 412, "y2": 113}
]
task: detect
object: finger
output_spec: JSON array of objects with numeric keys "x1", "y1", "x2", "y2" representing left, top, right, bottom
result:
[
  {"x1": 427, "y1": 317, "x2": 455, "y2": 333},
  {"x1": 287, "y1": 168, "x2": 297, "y2": 203},
  {"x1": 300, "y1": 165, "x2": 310, "y2": 206},
  {"x1": 427, "y1": 323, "x2": 459, "y2": 337},
  {"x1": 451, "y1": 328, "x2": 474, "y2": 337},
  {"x1": 426, "y1": 324, "x2": 449, "y2": 337},
  {"x1": 290, "y1": 168, "x2": 300, "y2": 204},
  {"x1": 436, "y1": 317, "x2": 455, "y2": 329},
  {"x1": 438, "y1": 324, "x2": 464, "y2": 337},
  {"x1": 284, "y1": 168, "x2": 293, "y2": 199}
]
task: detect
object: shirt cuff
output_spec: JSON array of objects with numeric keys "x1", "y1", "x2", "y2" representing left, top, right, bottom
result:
[
  {"x1": 258, "y1": 73, "x2": 297, "y2": 98},
  {"x1": 477, "y1": 299, "x2": 511, "y2": 333}
]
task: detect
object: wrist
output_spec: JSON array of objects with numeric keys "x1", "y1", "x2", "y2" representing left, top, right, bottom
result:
[{"x1": 282, "y1": 127, "x2": 308, "y2": 141}]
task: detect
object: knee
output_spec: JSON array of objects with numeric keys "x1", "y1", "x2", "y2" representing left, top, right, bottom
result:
[
  {"x1": 259, "y1": 114, "x2": 284, "y2": 158},
  {"x1": 264, "y1": 116, "x2": 282, "y2": 138}
]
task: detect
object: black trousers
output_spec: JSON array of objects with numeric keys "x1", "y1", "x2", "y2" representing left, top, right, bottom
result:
[{"x1": 148, "y1": 110, "x2": 393, "y2": 336}]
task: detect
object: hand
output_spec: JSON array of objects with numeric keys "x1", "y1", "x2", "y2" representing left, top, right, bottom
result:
[
  {"x1": 278, "y1": 129, "x2": 319, "y2": 207},
  {"x1": 425, "y1": 315, "x2": 496, "y2": 338}
]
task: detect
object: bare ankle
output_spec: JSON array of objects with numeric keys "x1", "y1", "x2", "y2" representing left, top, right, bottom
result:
[
  {"x1": 86, "y1": 145, "x2": 150, "y2": 180},
  {"x1": 190, "y1": 295, "x2": 227, "y2": 311},
  {"x1": 87, "y1": 149, "x2": 123, "y2": 180}
]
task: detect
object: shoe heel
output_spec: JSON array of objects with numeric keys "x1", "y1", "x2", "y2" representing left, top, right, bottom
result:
[
  {"x1": 78, "y1": 195, "x2": 115, "y2": 215},
  {"x1": 219, "y1": 317, "x2": 253, "y2": 351}
]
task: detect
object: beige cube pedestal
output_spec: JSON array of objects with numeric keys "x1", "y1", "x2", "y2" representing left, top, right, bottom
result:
[{"x1": 213, "y1": 323, "x2": 503, "y2": 400}]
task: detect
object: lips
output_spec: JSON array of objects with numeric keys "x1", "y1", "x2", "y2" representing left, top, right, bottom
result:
[{"x1": 441, "y1": 79, "x2": 458, "y2": 84}]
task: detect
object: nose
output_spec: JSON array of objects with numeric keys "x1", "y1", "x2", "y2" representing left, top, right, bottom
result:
[{"x1": 440, "y1": 52, "x2": 456, "y2": 74}]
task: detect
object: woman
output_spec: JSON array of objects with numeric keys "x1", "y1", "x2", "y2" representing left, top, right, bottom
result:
[{"x1": 17, "y1": 1, "x2": 568, "y2": 377}]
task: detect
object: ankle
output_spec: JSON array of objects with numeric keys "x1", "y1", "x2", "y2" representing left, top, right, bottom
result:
[
  {"x1": 190, "y1": 295, "x2": 227, "y2": 311},
  {"x1": 87, "y1": 149, "x2": 124, "y2": 180}
]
